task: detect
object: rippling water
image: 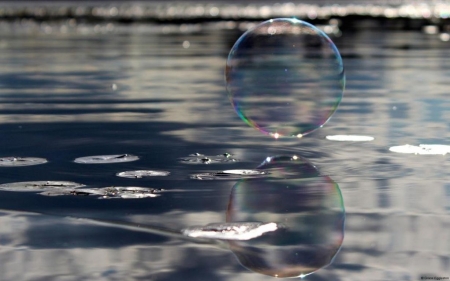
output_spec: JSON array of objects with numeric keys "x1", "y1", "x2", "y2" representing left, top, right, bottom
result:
[{"x1": 0, "y1": 16, "x2": 449, "y2": 281}]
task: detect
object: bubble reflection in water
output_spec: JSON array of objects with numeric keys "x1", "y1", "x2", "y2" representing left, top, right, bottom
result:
[{"x1": 226, "y1": 155, "x2": 345, "y2": 278}]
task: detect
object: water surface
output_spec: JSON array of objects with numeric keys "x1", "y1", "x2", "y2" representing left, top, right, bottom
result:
[{"x1": 0, "y1": 20, "x2": 449, "y2": 281}]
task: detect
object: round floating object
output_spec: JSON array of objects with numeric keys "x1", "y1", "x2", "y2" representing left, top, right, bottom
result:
[
  {"x1": 116, "y1": 170, "x2": 170, "y2": 178},
  {"x1": 190, "y1": 169, "x2": 268, "y2": 180},
  {"x1": 180, "y1": 153, "x2": 239, "y2": 165},
  {"x1": 0, "y1": 181, "x2": 85, "y2": 192},
  {"x1": 74, "y1": 154, "x2": 139, "y2": 164},
  {"x1": 325, "y1": 135, "x2": 374, "y2": 142},
  {"x1": 226, "y1": 18, "x2": 345, "y2": 138},
  {"x1": 182, "y1": 222, "x2": 280, "y2": 240},
  {"x1": 98, "y1": 186, "x2": 162, "y2": 199},
  {"x1": 0, "y1": 157, "x2": 48, "y2": 167}
]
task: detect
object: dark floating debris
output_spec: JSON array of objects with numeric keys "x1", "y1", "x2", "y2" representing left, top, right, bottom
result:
[
  {"x1": 0, "y1": 181, "x2": 85, "y2": 192},
  {"x1": 182, "y1": 222, "x2": 280, "y2": 240},
  {"x1": 116, "y1": 170, "x2": 171, "y2": 178},
  {"x1": 74, "y1": 154, "x2": 139, "y2": 164},
  {"x1": 190, "y1": 169, "x2": 268, "y2": 180},
  {"x1": 180, "y1": 153, "x2": 238, "y2": 164},
  {"x1": 0, "y1": 157, "x2": 48, "y2": 167}
]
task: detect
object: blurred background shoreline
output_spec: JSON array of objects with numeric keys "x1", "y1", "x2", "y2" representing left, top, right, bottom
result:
[{"x1": 0, "y1": 0, "x2": 449, "y2": 31}]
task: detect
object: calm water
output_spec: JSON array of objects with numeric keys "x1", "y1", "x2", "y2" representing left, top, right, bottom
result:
[{"x1": 0, "y1": 20, "x2": 449, "y2": 281}]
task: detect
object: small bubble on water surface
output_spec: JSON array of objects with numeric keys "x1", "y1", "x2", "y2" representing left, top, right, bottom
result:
[
  {"x1": 182, "y1": 40, "x2": 190, "y2": 48},
  {"x1": 440, "y1": 33, "x2": 450, "y2": 41},
  {"x1": 226, "y1": 18, "x2": 345, "y2": 138},
  {"x1": 0, "y1": 157, "x2": 47, "y2": 167},
  {"x1": 74, "y1": 154, "x2": 139, "y2": 164}
]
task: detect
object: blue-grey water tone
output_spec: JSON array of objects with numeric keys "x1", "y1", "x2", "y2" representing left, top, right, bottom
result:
[{"x1": 0, "y1": 17, "x2": 449, "y2": 281}]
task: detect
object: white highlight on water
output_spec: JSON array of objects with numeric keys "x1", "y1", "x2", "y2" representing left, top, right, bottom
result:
[
  {"x1": 389, "y1": 144, "x2": 450, "y2": 155},
  {"x1": 182, "y1": 222, "x2": 279, "y2": 240}
]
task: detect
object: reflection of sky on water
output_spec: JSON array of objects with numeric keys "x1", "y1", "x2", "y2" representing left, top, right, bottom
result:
[{"x1": 0, "y1": 154, "x2": 344, "y2": 280}]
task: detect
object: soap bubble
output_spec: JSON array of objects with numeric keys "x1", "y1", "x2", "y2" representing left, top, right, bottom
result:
[{"x1": 226, "y1": 18, "x2": 345, "y2": 138}]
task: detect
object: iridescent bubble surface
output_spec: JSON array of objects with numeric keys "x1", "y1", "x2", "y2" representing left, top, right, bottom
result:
[
  {"x1": 226, "y1": 155, "x2": 345, "y2": 278},
  {"x1": 226, "y1": 18, "x2": 345, "y2": 138}
]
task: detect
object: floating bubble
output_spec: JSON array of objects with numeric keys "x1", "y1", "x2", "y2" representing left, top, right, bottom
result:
[
  {"x1": 226, "y1": 155, "x2": 345, "y2": 278},
  {"x1": 74, "y1": 154, "x2": 139, "y2": 164},
  {"x1": 226, "y1": 18, "x2": 345, "y2": 138},
  {"x1": 182, "y1": 222, "x2": 281, "y2": 240},
  {"x1": 0, "y1": 181, "x2": 85, "y2": 192},
  {"x1": 116, "y1": 170, "x2": 171, "y2": 178},
  {"x1": 0, "y1": 157, "x2": 48, "y2": 167},
  {"x1": 190, "y1": 169, "x2": 268, "y2": 180}
]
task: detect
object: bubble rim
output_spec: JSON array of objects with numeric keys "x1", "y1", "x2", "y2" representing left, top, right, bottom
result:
[{"x1": 225, "y1": 17, "x2": 346, "y2": 138}]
